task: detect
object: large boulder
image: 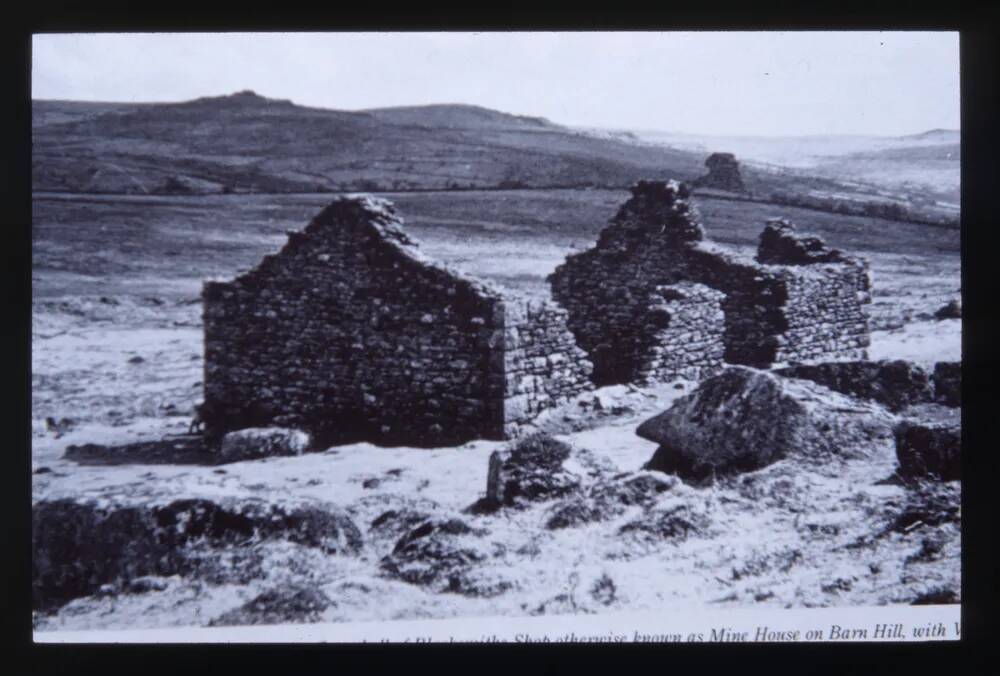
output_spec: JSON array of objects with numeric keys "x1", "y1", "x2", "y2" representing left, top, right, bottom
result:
[
  {"x1": 776, "y1": 360, "x2": 934, "y2": 412},
  {"x1": 637, "y1": 366, "x2": 893, "y2": 481},
  {"x1": 894, "y1": 405, "x2": 961, "y2": 481},
  {"x1": 484, "y1": 433, "x2": 581, "y2": 509},
  {"x1": 219, "y1": 427, "x2": 311, "y2": 462}
]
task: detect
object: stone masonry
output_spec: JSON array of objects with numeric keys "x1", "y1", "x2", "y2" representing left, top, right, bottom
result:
[
  {"x1": 204, "y1": 182, "x2": 874, "y2": 447},
  {"x1": 502, "y1": 299, "x2": 594, "y2": 438},
  {"x1": 203, "y1": 196, "x2": 592, "y2": 447},
  {"x1": 549, "y1": 180, "x2": 872, "y2": 384},
  {"x1": 633, "y1": 282, "x2": 727, "y2": 385}
]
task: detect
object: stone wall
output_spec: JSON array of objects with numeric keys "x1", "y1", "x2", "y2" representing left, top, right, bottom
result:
[
  {"x1": 633, "y1": 283, "x2": 726, "y2": 384},
  {"x1": 501, "y1": 299, "x2": 594, "y2": 437},
  {"x1": 203, "y1": 196, "x2": 507, "y2": 447},
  {"x1": 776, "y1": 360, "x2": 934, "y2": 412},
  {"x1": 777, "y1": 360, "x2": 960, "y2": 411},
  {"x1": 766, "y1": 265, "x2": 871, "y2": 365},
  {"x1": 549, "y1": 181, "x2": 707, "y2": 384},
  {"x1": 752, "y1": 219, "x2": 871, "y2": 365},
  {"x1": 549, "y1": 180, "x2": 872, "y2": 380},
  {"x1": 203, "y1": 196, "x2": 593, "y2": 447}
]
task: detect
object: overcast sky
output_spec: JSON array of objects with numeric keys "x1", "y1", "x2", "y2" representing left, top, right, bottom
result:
[{"x1": 32, "y1": 32, "x2": 959, "y2": 136}]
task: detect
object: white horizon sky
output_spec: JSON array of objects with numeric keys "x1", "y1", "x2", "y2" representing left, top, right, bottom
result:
[{"x1": 32, "y1": 32, "x2": 960, "y2": 136}]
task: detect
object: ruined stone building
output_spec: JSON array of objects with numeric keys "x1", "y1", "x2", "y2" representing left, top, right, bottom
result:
[
  {"x1": 202, "y1": 181, "x2": 871, "y2": 446},
  {"x1": 549, "y1": 180, "x2": 871, "y2": 385},
  {"x1": 202, "y1": 196, "x2": 593, "y2": 447}
]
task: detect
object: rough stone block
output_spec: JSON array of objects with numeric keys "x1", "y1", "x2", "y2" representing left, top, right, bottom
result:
[
  {"x1": 933, "y1": 361, "x2": 961, "y2": 407},
  {"x1": 894, "y1": 412, "x2": 961, "y2": 481},
  {"x1": 219, "y1": 427, "x2": 312, "y2": 462},
  {"x1": 637, "y1": 366, "x2": 894, "y2": 481}
]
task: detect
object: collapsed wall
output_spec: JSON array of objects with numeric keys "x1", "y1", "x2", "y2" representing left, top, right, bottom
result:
[
  {"x1": 549, "y1": 181, "x2": 726, "y2": 384},
  {"x1": 549, "y1": 180, "x2": 872, "y2": 382},
  {"x1": 750, "y1": 219, "x2": 871, "y2": 365},
  {"x1": 203, "y1": 196, "x2": 593, "y2": 447}
]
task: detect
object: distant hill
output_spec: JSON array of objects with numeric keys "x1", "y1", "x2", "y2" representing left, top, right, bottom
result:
[
  {"x1": 897, "y1": 129, "x2": 960, "y2": 143},
  {"x1": 363, "y1": 103, "x2": 562, "y2": 132},
  {"x1": 32, "y1": 91, "x2": 715, "y2": 195}
]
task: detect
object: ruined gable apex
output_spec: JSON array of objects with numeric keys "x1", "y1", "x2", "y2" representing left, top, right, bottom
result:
[
  {"x1": 216, "y1": 194, "x2": 504, "y2": 302},
  {"x1": 598, "y1": 179, "x2": 705, "y2": 249},
  {"x1": 304, "y1": 194, "x2": 415, "y2": 249}
]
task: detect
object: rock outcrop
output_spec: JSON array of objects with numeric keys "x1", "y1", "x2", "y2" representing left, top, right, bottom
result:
[
  {"x1": 934, "y1": 299, "x2": 962, "y2": 320},
  {"x1": 894, "y1": 405, "x2": 961, "y2": 481},
  {"x1": 32, "y1": 496, "x2": 361, "y2": 611},
  {"x1": 933, "y1": 362, "x2": 961, "y2": 407},
  {"x1": 378, "y1": 516, "x2": 503, "y2": 596},
  {"x1": 637, "y1": 366, "x2": 894, "y2": 481},
  {"x1": 617, "y1": 501, "x2": 711, "y2": 543},
  {"x1": 692, "y1": 152, "x2": 746, "y2": 193},
  {"x1": 209, "y1": 585, "x2": 333, "y2": 626},
  {"x1": 545, "y1": 472, "x2": 680, "y2": 530}
]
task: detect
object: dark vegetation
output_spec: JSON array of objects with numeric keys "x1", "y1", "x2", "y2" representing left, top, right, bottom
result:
[
  {"x1": 760, "y1": 189, "x2": 958, "y2": 229},
  {"x1": 32, "y1": 93, "x2": 707, "y2": 195},
  {"x1": 32, "y1": 497, "x2": 362, "y2": 610}
]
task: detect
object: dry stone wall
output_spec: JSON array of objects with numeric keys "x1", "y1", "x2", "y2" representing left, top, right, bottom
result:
[
  {"x1": 549, "y1": 180, "x2": 872, "y2": 379},
  {"x1": 203, "y1": 183, "x2": 875, "y2": 448},
  {"x1": 502, "y1": 299, "x2": 594, "y2": 437},
  {"x1": 776, "y1": 360, "x2": 934, "y2": 412},
  {"x1": 767, "y1": 264, "x2": 871, "y2": 365},
  {"x1": 753, "y1": 219, "x2": 871, "y2": 365},
  {"x1": 203, "y1": 196, "x2": 593, "y2": 447},
  {"x1": 634, "y1": 283, "x2": 726, "y2": 383},
  {"x1": 203, "y1": 196, "x2": 507, "y2": 447}
]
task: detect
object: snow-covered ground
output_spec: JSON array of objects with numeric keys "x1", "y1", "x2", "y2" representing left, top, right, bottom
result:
[
  {"x1": 31, "y1": 297, "x2": 962, "y2": 632},
  {"x1": 869, "y1": 319, "x2": 961, "y2": 366}
]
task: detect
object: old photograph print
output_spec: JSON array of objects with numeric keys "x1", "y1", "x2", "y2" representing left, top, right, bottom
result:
[{"x1": 31, "y1": 32, "x2": 961, "y2": 636}]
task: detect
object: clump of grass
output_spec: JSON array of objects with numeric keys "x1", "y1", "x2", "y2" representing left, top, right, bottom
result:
[{"x1": 589, "y1": 573, "x2": 617, "y2": 606}]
